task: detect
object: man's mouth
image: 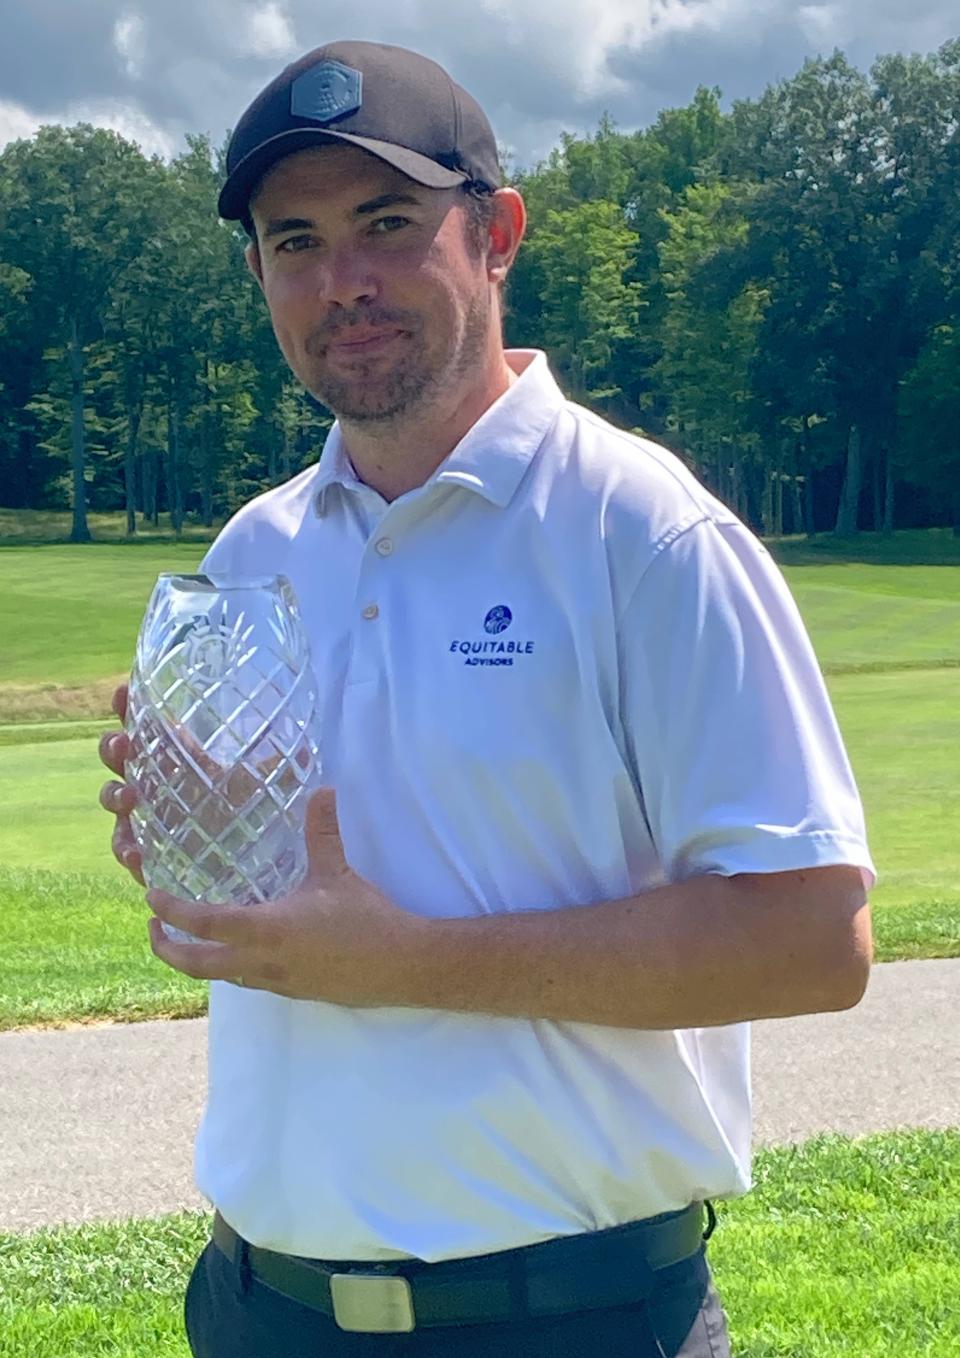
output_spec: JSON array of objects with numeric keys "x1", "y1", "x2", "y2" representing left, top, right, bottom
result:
[{"x1": 326, "y1": 329, "x2": 406, "y2": 355}]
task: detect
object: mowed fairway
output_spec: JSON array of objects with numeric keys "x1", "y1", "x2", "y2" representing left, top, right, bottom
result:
[{"x1": 0, "y1": 522, "x2": 958, "y2": 1028}]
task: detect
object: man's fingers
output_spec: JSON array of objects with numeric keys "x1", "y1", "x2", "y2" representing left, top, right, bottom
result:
[
  {"x1": 147, "y1": 916, "x2": 243, "y2": 981},
  {"x1": 305, "y1": 786, "x2": 347, "y2": 881},
  {"x1": 98, "y1": 730, "x2": 131, "y2": 777},
  {"x1": 99, "y1": 779, "x2": 137, "y2": 815},
  {"x1": 111, "y1": 683, "x2": 129, "y2": 722},
  {"x1": 147, "y1": 889, "x2": 258, "y2": 947},
  {"x1": 110, "y1": 812, "x2": 146, "y2": 884}
]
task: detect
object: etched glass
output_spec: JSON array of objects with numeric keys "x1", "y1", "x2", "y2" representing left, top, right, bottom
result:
[{"x1": 125, "y1": 573, "x2": 320, "y2": 941}]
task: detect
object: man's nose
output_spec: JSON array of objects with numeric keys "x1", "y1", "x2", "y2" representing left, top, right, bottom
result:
[{"x1": 316, "y1": 247, "x2": 379, "y2": 309}]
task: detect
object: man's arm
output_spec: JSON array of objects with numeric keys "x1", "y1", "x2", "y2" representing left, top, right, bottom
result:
[
  {"x1": 146, "y1": 809, "x2": 872, "y2": 1027},
  {"x1": 389, "y1": 863, "x2": 872, "y2": 1029}
]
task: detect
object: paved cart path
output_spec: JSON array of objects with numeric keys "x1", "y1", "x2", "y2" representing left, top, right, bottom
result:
[{"x1": 1, "y1": 958, "x2": 956, "y2": 1234}]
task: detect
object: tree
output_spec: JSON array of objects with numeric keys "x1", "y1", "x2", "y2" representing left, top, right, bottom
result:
[
  {"x1": 0, "y1": 125, "x2": 165, "y2": 539},
  {"x1": 896, "y1": 326, "x2": 960, "y2": 531},
  {"x1": 521, "y1": 200, "x2": 642, "y2": 406}
]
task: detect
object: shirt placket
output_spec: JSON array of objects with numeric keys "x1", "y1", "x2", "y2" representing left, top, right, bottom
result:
[{"x1": 345, "y1": 489, "x2": 404, "y2": 687}]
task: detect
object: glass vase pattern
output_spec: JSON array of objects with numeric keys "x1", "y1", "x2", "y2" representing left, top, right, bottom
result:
[{"x1": 125, "y1": 573, "x2": 320, "y2": 941}]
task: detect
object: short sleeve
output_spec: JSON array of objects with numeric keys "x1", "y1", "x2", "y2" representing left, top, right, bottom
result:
[{"x1": 619, "y1": 517, "x2": 876, "y2": 889}]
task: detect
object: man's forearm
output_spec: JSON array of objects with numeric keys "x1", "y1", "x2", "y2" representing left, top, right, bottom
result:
[{"x1": 388, "y1": 867, "x2": 871, "y2": 1030}]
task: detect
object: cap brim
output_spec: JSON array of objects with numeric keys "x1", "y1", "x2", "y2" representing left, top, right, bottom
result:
[{"x1": 218, "y1": 128, "x2": 468, "y2": 221}]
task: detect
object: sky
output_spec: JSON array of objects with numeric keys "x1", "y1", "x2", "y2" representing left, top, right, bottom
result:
[{"x1": 0, "y1": 1, "x2": 956, "y2": 175}]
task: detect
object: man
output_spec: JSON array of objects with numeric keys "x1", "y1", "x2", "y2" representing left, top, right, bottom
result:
[{"x1": 99, "y1": 39, "x2": 875, "y2": 1358}]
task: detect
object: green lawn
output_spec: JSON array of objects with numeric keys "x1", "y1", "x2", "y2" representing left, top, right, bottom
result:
[
  {"x1": 1, "y1": 1131, "x2": 956, "y2": 1357},
  {"x1": 0, "y1": 664, "x2": 955, "y2": 1030},
  {"x1": 0, "y1": 542, "x2": 207, "y2": 702},
  {"x1": 0, "y1": 520, "x2": 957, "y2": 1028}
]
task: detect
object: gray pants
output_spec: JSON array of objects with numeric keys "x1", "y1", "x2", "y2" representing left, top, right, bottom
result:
[{"x1": 184, "y1": 1235, "x2": 732, "y2": 1357}]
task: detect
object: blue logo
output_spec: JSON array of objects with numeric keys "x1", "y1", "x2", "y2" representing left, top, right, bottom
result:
[
  {"x1": 291, "y1": 61, "x2": 363, "y2": 124},
  {"x1": 484, "y1": 605, "x2": 512, "y2": 635}
]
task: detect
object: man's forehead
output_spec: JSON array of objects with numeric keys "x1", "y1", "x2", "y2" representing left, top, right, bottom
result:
[{"x1": 250, "y1": 144, "x2": 432, "y2": 214}]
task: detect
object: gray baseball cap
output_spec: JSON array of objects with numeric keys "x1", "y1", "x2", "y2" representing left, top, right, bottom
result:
[{"x1": 218, "y1": 40, "x2": 502, "y2": 222}]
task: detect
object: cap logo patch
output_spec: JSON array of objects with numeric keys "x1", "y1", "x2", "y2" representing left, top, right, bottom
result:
[{"x1": 291, "y1": 60, "x2": 362, "y2": 124}]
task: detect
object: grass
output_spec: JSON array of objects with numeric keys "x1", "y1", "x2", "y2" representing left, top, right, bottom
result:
[
  {"x1": 0, "y1": 543, "x2": 207, "y2": 719},
  {"x1": 0, "y1": 1131, "x2": 956, "y2": 1356},
  {"x1": 0, "y1": 516, "x2": 957, "y2": 1028},
  {"x1": 0, "y1": 869, "x2": 206, "y2": 1031},
  {"x1": 0, "y1": 507, "x2": 222, "y2": 546},
  {"x1": 0, "y1": 665, "x2": 955, "y2": 1030}
]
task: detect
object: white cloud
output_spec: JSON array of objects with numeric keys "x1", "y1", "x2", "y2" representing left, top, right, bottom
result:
[
  {"x1": 243, "y1": 2, "x2": 298, "y2": 59},
  {"x1": 2, "y1": 0, "x2": 958, "y2": 171},
  {"x1": 0, "y1": 95, "x2": 175, "y2": 160},
  {"x1": 113, "y1": 12, "x2": 146, "y2": 80},
  {"x1": 0, "y1": 100, "x2": 42, "y2": 148}
]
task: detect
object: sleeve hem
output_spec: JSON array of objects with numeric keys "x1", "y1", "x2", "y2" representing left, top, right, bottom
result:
[{"x1": 677, "y1": 833, "x2": 877, "y2": 892}]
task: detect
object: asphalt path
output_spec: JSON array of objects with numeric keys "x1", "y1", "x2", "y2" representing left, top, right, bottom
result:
[{"x1": 1, "y1": 958, "x2": 956, "y2": 1234}]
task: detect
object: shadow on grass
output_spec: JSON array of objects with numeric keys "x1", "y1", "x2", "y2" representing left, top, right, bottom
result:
[{"x1": 768, "y1": 529, "x2": 960, "y2": 567}]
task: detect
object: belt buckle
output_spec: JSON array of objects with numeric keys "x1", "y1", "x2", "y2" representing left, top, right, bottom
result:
[{"x1": 329, "y1": 1273, "x2": 416, "y2": 1333}]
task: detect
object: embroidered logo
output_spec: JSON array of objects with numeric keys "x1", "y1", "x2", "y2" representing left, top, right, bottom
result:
[
  {"x1": 449, "y1": 605, "x2": 535, "y2": 668},
  {"x1": 484, "y1": 605, "x2": 512, "y2": 635},
  {"x1": 290, "y1": 61, "x2": 363, "y2": 124}
]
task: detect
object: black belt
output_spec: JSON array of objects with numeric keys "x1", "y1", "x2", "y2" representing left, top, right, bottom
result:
[{"x1": 212, "y1": 1202, "x2": 709, "y2": 1334}]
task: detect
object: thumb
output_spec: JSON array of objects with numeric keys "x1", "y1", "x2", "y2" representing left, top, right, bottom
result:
[{"x1": 304, "y1": 785, "x2": 348, "y2": 881}]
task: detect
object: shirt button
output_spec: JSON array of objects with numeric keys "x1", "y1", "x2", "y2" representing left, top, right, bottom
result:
[
  {"x1": 362, "y1": 603, "x2": 380, "y2": 621},
  {"x1": 375, "y1": 538, "x2": 394, "y2": 557}
]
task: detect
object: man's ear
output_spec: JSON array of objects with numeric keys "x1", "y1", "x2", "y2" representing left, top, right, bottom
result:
[
  {"x1": 245, "y1": 238, "x2": 264, "y2": 292},
  {"x1": 487, "y1": 189, "x2": 526, "y2": 288}
]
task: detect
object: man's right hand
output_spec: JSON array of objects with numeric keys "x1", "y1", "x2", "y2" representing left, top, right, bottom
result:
[{"x1": 98, "y1": 682, "x2": 145, "y2": 885}]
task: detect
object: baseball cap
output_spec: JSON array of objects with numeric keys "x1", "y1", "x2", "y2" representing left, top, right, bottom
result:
[{"x1": 218, "y1": 40, "x2": 502, "y2": 223}]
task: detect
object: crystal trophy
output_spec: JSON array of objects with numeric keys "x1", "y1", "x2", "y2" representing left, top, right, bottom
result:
[{"x1": 125, "y1": 573, "x2": 320, "y2": 942}]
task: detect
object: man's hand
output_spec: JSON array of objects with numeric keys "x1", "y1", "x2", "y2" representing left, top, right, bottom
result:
[
  {"x1": 98, "y1": 683, "x2": 144, "y2": 885},
  {"x1": 146, "y1": 787, "x2": 428, "y2": 1005}
]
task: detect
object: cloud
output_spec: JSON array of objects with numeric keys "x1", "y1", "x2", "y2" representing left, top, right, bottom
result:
[
  {"x1": 0, "y1": 101, "x2": 42, "y2": 149},
  {"x1": 0, "y1": 0, "x2": 956, "y2": 172},
  {"x1": 114, "y1": 12, "x2": 147, "y2": 80},
  {"x1": 0, "y1": 94, "x2": 174, "y2": 161},
  {"x1": 242, "y1": 2, "x2": 299, "y2": 59}
]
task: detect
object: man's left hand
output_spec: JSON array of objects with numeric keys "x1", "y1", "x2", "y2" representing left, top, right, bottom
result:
[{"x1": 146, "y1": 788, "x2": 427, "y2": 1005}]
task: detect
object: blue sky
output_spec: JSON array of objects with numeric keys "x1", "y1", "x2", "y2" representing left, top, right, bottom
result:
[{"x1": 1, "y1": 1, "x2": 956, "y2": 172}]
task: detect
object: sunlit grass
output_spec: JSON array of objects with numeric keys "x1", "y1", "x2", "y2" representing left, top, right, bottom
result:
[{"x1": 0, "y1": 1132, "x2": 956, "y2": 1357}]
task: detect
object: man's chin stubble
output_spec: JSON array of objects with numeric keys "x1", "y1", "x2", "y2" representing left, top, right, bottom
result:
[{"x1": 306, "y1": 365, "x2": 435, "y2": 425}]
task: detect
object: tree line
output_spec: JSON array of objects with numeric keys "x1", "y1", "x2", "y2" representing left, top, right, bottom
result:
[{"x1": 1, "y1": 41, "x2": 958, "y2": 541}]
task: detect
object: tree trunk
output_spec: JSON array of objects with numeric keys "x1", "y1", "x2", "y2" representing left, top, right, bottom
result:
[
  {"x1": 872, "y1": 446, "x2": 883, "y2": 533},
  {"x1": 882, "y1": 455, "x2": 895, "y2": 537},
  {"x1": 124, "y1": 402, "x2": 141, "y2": 537},
  {"x1": 167, "y1": 383, "x2": 184, "y2": 539},
  {"x1": 68, "y1": 314, "x2": 91, "y2": 543},
  {"x1": 801, "y1": 416, "x2": 815, "y2": 537},
  {"x1": 151, "y1": 450, "x2": 160, "y2": 527},
  {"x1": 200, "y1": 422, "x2": 213, "y2": 529},
  {"x1": 142, "y1": 445, "x2": 158, "y2": 524},
  {"x1": 729, "y1": 456, "x2": 741, "y2": 521},
  {"x1": 774, "y1": 441, "x2": 787, "y2": 538},
  {"x1": 791, "y1": 476, "x2": 803, "y2": 537},
  {"x1": 834, "y1": 424, "x2": 861, "y2": 536}
]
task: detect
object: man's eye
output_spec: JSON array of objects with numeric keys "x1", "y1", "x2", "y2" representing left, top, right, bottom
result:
[
  {"x1": 371, "y1": 216, "x2": 411, "y2": 234},
  {"x1": 277, "y1": 235, "x2": 315, "y2": 254}
]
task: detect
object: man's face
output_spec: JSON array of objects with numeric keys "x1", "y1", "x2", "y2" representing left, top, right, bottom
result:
[{"x1": 246, "y1": 144, "x2": 493, "y2": 423}]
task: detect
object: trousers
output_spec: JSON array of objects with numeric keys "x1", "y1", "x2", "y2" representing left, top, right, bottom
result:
[{"x1": 183, "y1": 1227, "x2": 732, "y2": 1357}]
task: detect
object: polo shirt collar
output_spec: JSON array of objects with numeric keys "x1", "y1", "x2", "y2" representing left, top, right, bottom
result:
[{"x1": 313, "y1": 350, "x2": 564, "y2": 515}]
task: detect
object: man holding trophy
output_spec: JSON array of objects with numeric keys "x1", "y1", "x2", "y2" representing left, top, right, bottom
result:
[{"x1": 98, "y1": 39, "x2": 875, "y2": 1358}]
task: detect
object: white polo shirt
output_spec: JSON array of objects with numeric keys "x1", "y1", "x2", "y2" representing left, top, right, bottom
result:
[{"x1": 195, "y1": 349, "x2": 875, "y2": 1263}]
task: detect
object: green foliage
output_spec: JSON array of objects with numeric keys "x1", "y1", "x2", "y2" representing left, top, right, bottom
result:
[
  {"x1": 896, "y1": 325, "x2": 960, "y2": 518},
  {"x1": 1, "y1": 45, "x2": 959, "y2": 534}
]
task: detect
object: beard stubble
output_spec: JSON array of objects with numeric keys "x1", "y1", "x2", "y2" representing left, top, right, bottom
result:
[{"x1": 302, "y1": 287, "x2": 492, "y2": 425}]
